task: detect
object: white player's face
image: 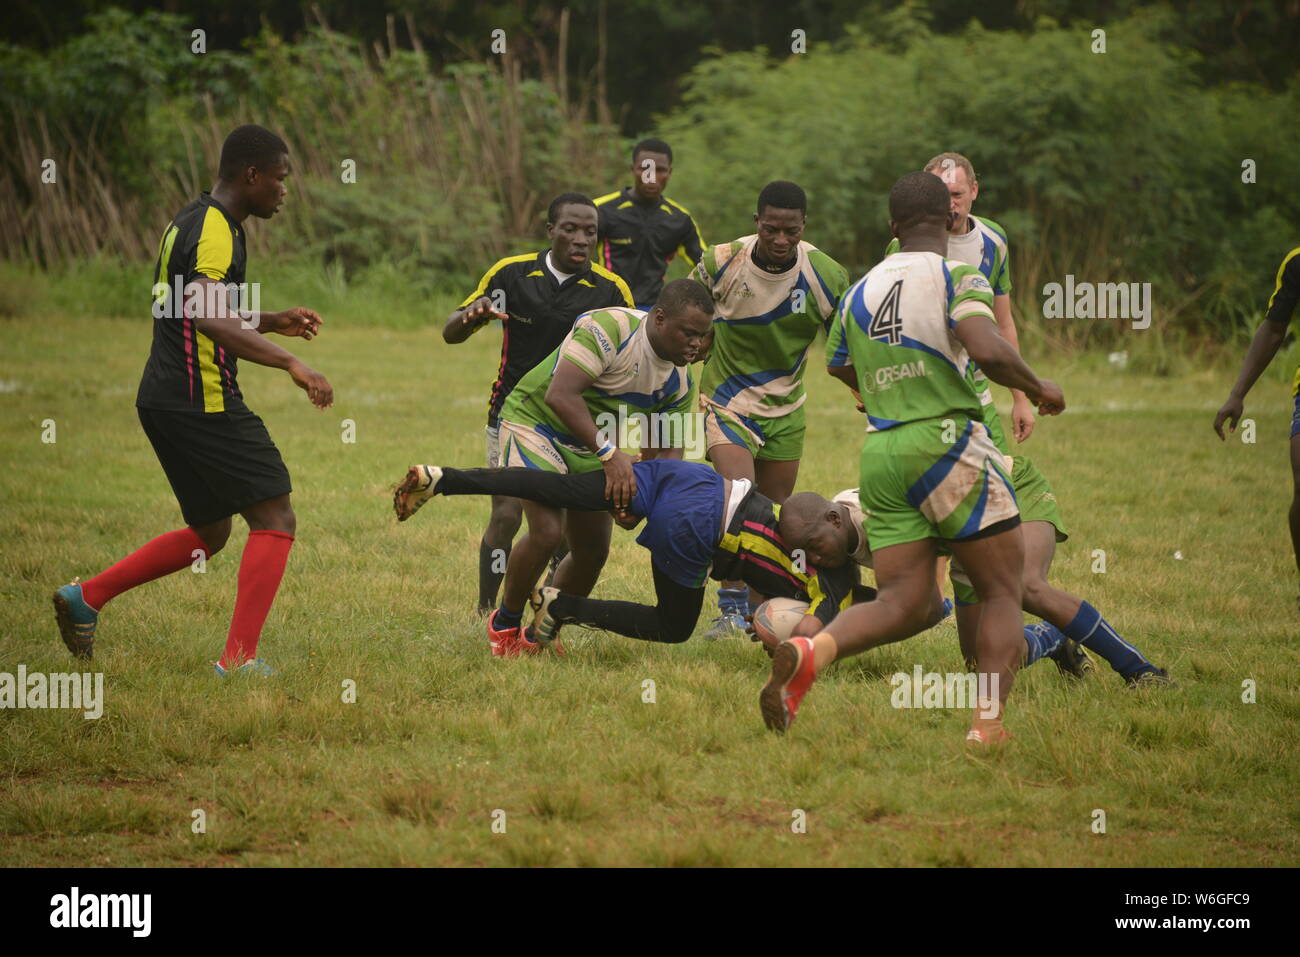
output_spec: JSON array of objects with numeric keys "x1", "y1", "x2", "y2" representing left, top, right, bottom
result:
[{"x1": 934, "y1": 166, "x2": 978, "y2": 232}]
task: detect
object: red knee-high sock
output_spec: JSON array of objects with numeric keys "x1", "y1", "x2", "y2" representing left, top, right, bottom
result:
[
  {"x1": 80, "y1": 527, "x2": 210, "y2": 611},
  {"x1": 220, "y1": 530, "x2": 294, "y2": 667}
]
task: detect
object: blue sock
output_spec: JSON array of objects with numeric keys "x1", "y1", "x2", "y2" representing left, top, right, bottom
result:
[
  {"x1": 1022, "y1": 621, "x2": 1066, "y2": 667},
  {"x1": 718, "y1": 588, "x2": 748, "y2": 617},
  {"x1": 494, "y1": 605, "x2": 523, "y2": 629},
  {"x1": 1061, "y1": 601, "x2": 1153, "y2": 678}
]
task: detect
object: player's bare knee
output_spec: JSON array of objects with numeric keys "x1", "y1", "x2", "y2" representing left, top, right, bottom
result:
[
  {"x1": 580, "y1": 538, "x2": 610, "y2": 569},
  {"x1": 260, "y1": 502, "x2": 296, "y2": 536},
  {"x1": 193, "y1": 519, "x2": 231, "y2": 555},
  {"x1": 1021, "y1": 576, "x2": 1050, "y2": 617},
  {"x1": 527, "y1": 520, "x2": 564, "y2": 554},
  {"x1": 487, "y1": 504, "x2": 523, "y2": 540}
]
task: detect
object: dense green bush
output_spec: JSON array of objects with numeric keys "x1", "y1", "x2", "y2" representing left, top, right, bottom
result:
[
  {"x1": 658, "y1": 10, "x2": 1298, "y2": 341},
  {"x1": 1, "y1": 5, "x2": 1295, "y2": 343}
]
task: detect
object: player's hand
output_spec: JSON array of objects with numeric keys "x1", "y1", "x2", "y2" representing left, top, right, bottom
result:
[
  {"x1": 274, "y1": 307, "x2": 323, "y2": 340},
  {"x1": 602, "y1": 450, "x2": 637, "y2": 510},
  {"x1": 1012, "y1": 395, "x2": 1036, "y2": 442},
  {"x1": 288, "y1": 359, "x2": 334, "y2": 409},
  {"x1": 612, "y1": 508, "x2": 643, "y2": 530},
  {"x1": 1213, "y1": 395, "x2": 1244, "y2": 440},
  {"x1": 462, "y1": 297, "x2": 506, "y2": 332},
  {"x1": 1031, "y1": 379, "x2": 1064, "y2": 416}
]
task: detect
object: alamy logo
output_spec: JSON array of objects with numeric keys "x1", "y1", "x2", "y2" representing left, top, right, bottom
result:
[
  {"x1": 889, "y1": 665, "x2": 1000, "y2": 718},
  {"x1": 50, "y1": 887, "x2": 151, "y2": 937},
  {"x1": 152, "y1": 276, "x2": 262, "y2": 328},
  {"x1": 1041, "y1": 275, "x2": 1152, "y2": 329},
  {"x1": 595, "y1": 408, "x2": 706, "y2": 460},
  {"x1": 0, "y1": 667, "x2": 103, "y2": 719}
]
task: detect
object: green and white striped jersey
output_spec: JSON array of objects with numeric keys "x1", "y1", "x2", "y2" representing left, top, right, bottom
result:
[
  {"x1": 886, "y1": 215, "x2": 1011, "y2": 295},
  {"x1": 827, "y1": 252, "x2": 995, "y2": 431},
  {"x1": 693, "y1": 236, "x2": 849, "y2": 419},
  {"x1": 501, "y1": 306, "x2": 694, "y2": 444}
]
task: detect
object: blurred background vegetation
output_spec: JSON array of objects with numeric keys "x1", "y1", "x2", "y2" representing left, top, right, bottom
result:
[{"x1": 1, "y1": 0, "x2": 1297, "y2": 354}]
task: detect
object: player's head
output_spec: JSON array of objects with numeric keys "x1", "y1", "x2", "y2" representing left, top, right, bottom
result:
[
  {"x1": 778, "y1": 492, "x2": 854, "y2": 568},
  {"x1": 218, "y1": 125, "x2": 291, "y2": 219},
  {"x1": 546, "y1": 193, "x2": 598, "y2": 270},
  {"x1": 888, "y1": 171, "x2": 951, "y2": 245},
  {"x1": 754, "y1": 180, "x2": 806, "y2": 266},
  {"x1": 647, "y1": 278, "x2": 714, "y2": 365},
  {"x1": 923, "y1": 152, "x2": 979, "y2": 233},
  {"x1": 631, "y1": 137, "x2": 673, "y2": 203}
]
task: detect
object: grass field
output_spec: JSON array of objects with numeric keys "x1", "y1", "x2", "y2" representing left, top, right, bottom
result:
[{"x1": 2, "y1": 313, "x2": 1298, "y2": 867}]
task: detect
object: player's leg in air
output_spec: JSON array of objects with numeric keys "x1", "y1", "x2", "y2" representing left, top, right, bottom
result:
[{"x1": 395, "y1": 459, "x2": 723, "y2": 651}]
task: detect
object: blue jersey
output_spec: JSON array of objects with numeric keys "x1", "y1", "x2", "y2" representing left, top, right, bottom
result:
[{"x1": 630, "y1": 459, "x2": 725, "y2": 588}]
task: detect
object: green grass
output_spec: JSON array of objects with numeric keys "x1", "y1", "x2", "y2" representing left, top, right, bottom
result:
[{"x1": 1, "y1": 314, "x2": 1298, "y2": 867}]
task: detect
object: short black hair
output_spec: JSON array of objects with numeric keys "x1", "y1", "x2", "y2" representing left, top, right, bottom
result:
[
  {"x1": 756, "y1": 180, "x2": 806, "y2": 217},
  {"x1": 632, "y1": 138, "x2": 672, "y2": 164},
  {"x1": 547, "y1": 192, "x2": 596, "y2": 223},
  {"x1": 655, "y1": 278, "x2": 713, "y2": 319},
  {"x1": 889, "y1": 171, "x2": 949, "y2": 229},
  {"x1": 777, "y1": 491, "x2": 834, "y2": 546},
  {"x1": 218, "y1": 125, "x2": 289, "y2": 181}
]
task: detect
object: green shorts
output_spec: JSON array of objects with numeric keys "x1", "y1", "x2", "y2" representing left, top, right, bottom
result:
[
  {"x1": 948, "y1": 454, "x2": 1068, "y2": 605},
  {"x1": 702, "y1": 399, "x2": 805, "y2": 462},
  {"x1": 858, "y1": 415, "x2": 1018, "y2": 553},
  {"x1": 1011, "y1": 455, "x2": 1068, "y2": 541},
  {"x1": 498, "y1": 418, "x2": 603, "y2": 475}
]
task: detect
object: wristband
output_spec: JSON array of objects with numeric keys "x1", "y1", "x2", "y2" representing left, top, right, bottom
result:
[{"x1": 597, "y1": 442, "x2": 618, "y2": 462}]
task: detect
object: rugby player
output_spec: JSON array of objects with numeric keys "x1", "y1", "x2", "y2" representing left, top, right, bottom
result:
[
  {"x1": 759, "y1": 171, "x2": 1064, "y2": 744},
  {"x1": 483, "y1": 279, "x2": 712, "y2": 656},
  {"x1": 52, "y1": 125, "x2": 332, "y2": 676},
  {"x1": 392, "y1": 460, "x2": 865, "y2": 651},
  {"x1": 1214, "y1": 245, "x2": 1300, "y2": 609},
  {"x1": 888, "y1": 153, "x2": 1035, "y2": 442},
  {"x1": 692, "y1": 180, "x2": 850, "y2": 634},
  {"x1": 595, "y1": 138, "x2": 706, "y2": 309},
  {"x1": 444, "y1": 193, "x2": 633, "y2": 613},
  {"x1": 886, "y1": 153, "x2": 1169, "y2": 686}
]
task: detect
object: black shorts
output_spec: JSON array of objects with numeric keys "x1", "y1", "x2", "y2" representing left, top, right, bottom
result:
[{"x1": 137, "y1": 406, "x2": 292, "y2": 527}]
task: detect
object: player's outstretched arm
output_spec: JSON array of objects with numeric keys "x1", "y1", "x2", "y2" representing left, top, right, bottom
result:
[
  {"x1": 189, "y1": 277, "x2": 334, "y2": 409},
  {"x1": 955, "y1": 315, "x2": 1063, "y2": 415},
  {"x1": 1214, "y1": 320, "x2": 1287, "y2": 439},
  {"x1": 545, "y1": 358, "x2": 637, "y2": 509},
  {"x1": 259, "y1": 306, "x2": 323, "y2": 340},
  {"x1": 443, "y1": 296, "x2": 505, "y2": 344}
]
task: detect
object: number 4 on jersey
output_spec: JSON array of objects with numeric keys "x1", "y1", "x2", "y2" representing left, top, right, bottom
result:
[{"x1": 869, "y1": 279, "x2": 903, "y2": 345}]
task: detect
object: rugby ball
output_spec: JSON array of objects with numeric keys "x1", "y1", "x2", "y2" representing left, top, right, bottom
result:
[{"x1": 752, "y1": 597, "x2": 811, "y2": 651}]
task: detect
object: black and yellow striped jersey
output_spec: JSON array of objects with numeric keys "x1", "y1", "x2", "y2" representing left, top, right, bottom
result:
[
  {"x1": 137, "y1": 193, "x2": 248, "y2": 414},
  {"x1": 459, "y1": 249, "x2": 633, "y2": 426},
  {"x1": 1263, "y1": 247, "x2": 1300, "y2": 397},
  {"x1": 594, "y1": 187, "x2": 705, "y2": 307},
  {"x1": 710, "y1": 487, "x2": 858, "y2": 623},
  {"x1": 1266, "y1": 247, "x2": 1300, "y2": 328}
]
